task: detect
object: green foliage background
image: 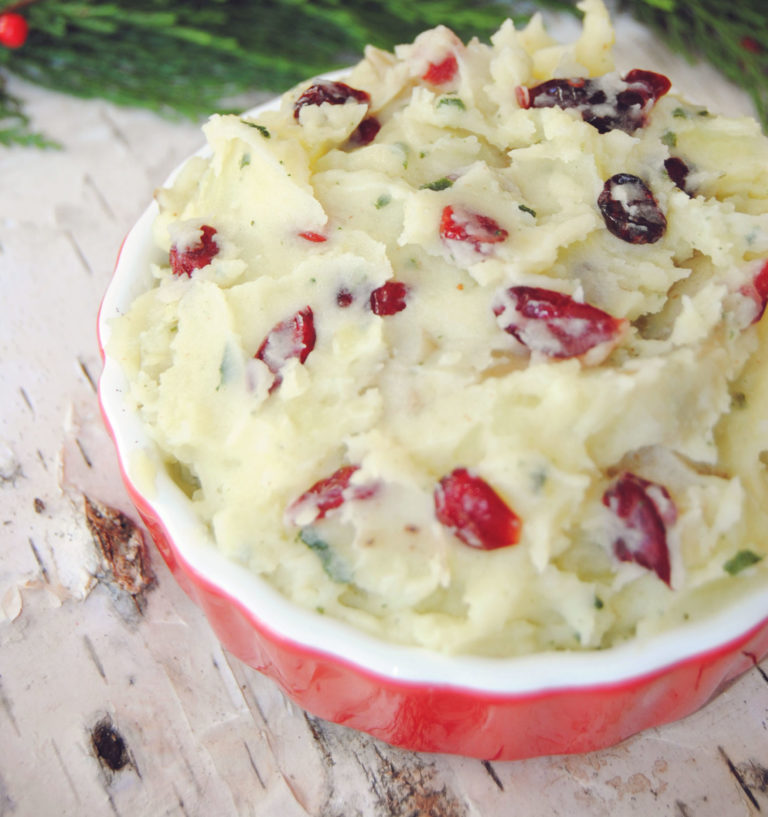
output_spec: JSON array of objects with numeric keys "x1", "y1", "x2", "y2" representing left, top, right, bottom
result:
[{"x1": 0, "y1": 0, "x2": 765, "y2": 147}]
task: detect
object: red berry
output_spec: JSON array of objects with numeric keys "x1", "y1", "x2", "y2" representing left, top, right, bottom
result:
[
  {"x1": 434, "y1": 468, "x2": 521, "y2": 550},
  {"x1": 0, "y1": 13, "x2": 28, "y2": 49},
  {"x1": 370, "y1": 281, "x2": 409, "y2": 315},
  {"x1": 348, "y1": 116, "x2": 381, "y2": 147},
  {"x1": 741, "y1": 37, "x2": 762, "y2": 54},
  {"x1": 422, "y1": 53, "x2": 459, "y2": 85},
  {"x1": 255, "y1": 306, "x2": 316, "y2": 391},
  {"x1": 293, "y1": 80, "x2": 371, "y2": 120},
  {"x1": 286, "y1": 465, "x2": 377, "y2": 525},
  {"x1": 602, "y1": 472, "x2": 676, "y2": 586},
  {"x1": 440, "y1": 205, "x2": 508, "y2": 254},
  {"x1": 598, "y1": 173, "x2": 667, "y2": 244},
  {"x1": 169, "y1": 225, "x2": 219, "y2": 277},
  {"x1": 298, "y1": 231, "x2": 327, "y2": 243},
  {"x1": 494, "y1": 286, "x2": 626, "y2": 360},
  {"x1": 517, "y1": 69, "x2": 670, "y2": 134}
]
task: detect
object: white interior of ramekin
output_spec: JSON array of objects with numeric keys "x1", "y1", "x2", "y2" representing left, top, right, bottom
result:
[{"x1": 98, "y1": 94, "x2": 768, "y2": 696}]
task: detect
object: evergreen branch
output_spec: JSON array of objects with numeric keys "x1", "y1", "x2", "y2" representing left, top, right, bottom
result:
[
  {"x1": 0, "y1": 0, "x2": 537, "y2": 116},
  {"x1": 0, "y1": 74, "x2": 58, "y2": 147}
]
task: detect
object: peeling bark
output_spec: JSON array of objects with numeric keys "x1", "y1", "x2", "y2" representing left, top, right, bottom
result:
[{"x1": 84, "y1": 495, "x2": 154, "y2": 597}]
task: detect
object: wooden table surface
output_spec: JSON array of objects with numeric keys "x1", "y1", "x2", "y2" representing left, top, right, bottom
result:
[{"x1": 2, "y1": 11, "x2": 768, "y2": 816}]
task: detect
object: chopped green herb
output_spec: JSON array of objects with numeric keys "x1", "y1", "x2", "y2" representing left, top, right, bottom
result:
[
  {"x1": 724, "y1": 549, "x2": 763, "y2": 575},
  {"x1": 375, "y1": 193, "x2": 392, "y2": 209},
  {"x1": 518, "y1": 204, "x2": 537, "y2": 218},
  {"x1": 240, "y1": 153, "x2": 251, "y2": 169},
  {"x1": 731, "y1": 391, "x2": 747, "y2": 410},
  {"x1": 697, "y1": 109, "x2": 711, "y2": 117},
  {"x1": 242, "y1": 120, "x2": 271, "y2": 138},
  {"x1": 661, "y1": 130, "x2": 677, "y2": 147},
  {"x1": 420, "y1": 177, "x2": 453, "y2": 191},
  {"x1": 299, "y1": 527, "x2": 351, "y2": 583},
  {"x1": 530, "y1": 467, "x2": 547, "y2": 491},
  {"x1": 594, "y1": 596, "x2": 604, "y2": 610},
  {"x1": 437, "y1": 96, "x2": 466, "y2": 111},
  {"x1": 672, "y1": 107, "x2": 688, "y2": 119},
  {"x1": 393, "y1": 141, "x2": 410, "y2": 169},
  {"x1": 217, "y1": 343, "x2": 239, "y2": 390}
]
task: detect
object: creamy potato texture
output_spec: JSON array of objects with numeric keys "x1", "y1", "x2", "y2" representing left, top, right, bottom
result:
[{"x1": 111, "y1": 0, "x2": 768, "y2": 655}]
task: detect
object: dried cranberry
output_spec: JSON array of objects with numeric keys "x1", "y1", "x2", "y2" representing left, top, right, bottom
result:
[
  {"x1": 255, "y1": 306, "x2": 316, "y2": 391},
  {"x1": 598, "y1": 174, "x2": 666, "y2": 244},
  {"x1": 739, "y1": 260, "x2": 768, "y2": 325},
  {"x1": 298, "y1": 231, "x2": 327, "y2": 243},
  {"x1": 517, "y1": 70, "x2": 670, "y2": 134},
  {"x1": 286, "y1": 465, "x2": 377, "y2": 525},
  {"x1": 623, "y1": 69, "x2": 671, "y2": 99},
  {"x1": 169, "y1": 225, "x2": 219, "y2": 277},
  {"x1": 516, "y1": 77, "x2": 590, "y2": 111},
  {"x1": 370, "y1": 281, "x2": 409, "y2": 315},
  {"x1": 603, "y1": 472, "x2": 676, "y2": 586},
  {"x1": 434, "y1": 468, "x2": 521, "y2": 550},
  {"x1": 754, "y1": 261, "x2": 768, "y2": 318},
  {"x1": 293, "y1": 80, "x2": 370, "y2": 120},
  {"x1": 348, "y1": 116, "x2": 381, "y2": 147},
  {"x1": 494, "y1": 286, "x2": 626, "y2": 360},
  {"x1": 336, "y1": 288, "x2": 354, "y2": 308},
  {"x1": 422, "y1": 53, "x2": 459, "y2": 85},
  {"x1": 664, "y1": 157, "x2": 691, "y2": 195},
  {"x1": 440, "y1": 205, "x2": 508, "y2": 253},
  {"x1": 611, "y1": 70, "x2": 671, "y2": 129}
]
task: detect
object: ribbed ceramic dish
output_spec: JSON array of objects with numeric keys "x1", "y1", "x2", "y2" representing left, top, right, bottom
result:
[{"x1": 97, "y1": 95, "x2": 768, "y2": 761}]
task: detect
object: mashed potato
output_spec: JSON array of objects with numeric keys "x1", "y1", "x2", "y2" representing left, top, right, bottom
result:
[{"x1": 111, "y1": 0, "x2": 768, "y2": 656}]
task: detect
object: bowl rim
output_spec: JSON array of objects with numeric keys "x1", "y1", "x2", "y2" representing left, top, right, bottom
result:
[{"x1": 97, "y1": 90, "x2": 768, "y2": 698}]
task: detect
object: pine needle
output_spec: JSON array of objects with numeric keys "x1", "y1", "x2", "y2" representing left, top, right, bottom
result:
[{"x1": 0, "y1": 75, "x2": 59, "y2": 148}]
